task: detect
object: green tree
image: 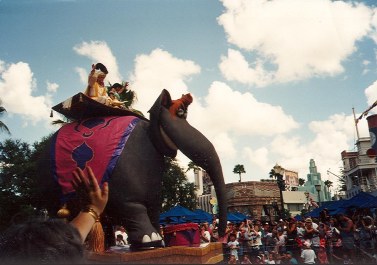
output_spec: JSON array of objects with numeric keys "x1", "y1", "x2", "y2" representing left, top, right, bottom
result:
[
  {"x1": 337, "y1": 174, "x2": 347, "y2": 193},
  {"x1": 0, "y1": 135, "x2": 56, "y2": 231},
  {"x1": 233, "y1": 164, "x2": 246, "y2": 182},
  {"x1": 186, "y1": 161, "x2": 201, "y2": 173},
  {"x1": 269, "y1": 165, "x2": 287, "y2": 219},
  {"x1": 324, "y1": 180, "x2": 333, "y2": 194},
  {"x1": 161, "y1": 157, "x2": 197, "y2": 212},
  {"x1": 0, "y1": 139, "x2": 37, "y2": 230},
  {"x1": 299, "y1": 178, "x2": 306, "y2": 186},
  {"x1": 0, "y1": 100, "x2": 10, "y2": 135}
]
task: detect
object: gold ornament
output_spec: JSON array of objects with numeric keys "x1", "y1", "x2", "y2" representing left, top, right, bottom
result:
[{"x1": 57, "y1": 203, "x2": 70, "y2": 219}]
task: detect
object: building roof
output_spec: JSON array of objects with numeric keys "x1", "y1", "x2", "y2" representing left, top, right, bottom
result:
[{"x1": 282, "y1": 191, "x2": 308, "y2": 204}]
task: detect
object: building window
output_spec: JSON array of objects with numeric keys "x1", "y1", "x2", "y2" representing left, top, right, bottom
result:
[{"x1": 349, "y1": 158, "x2": 357, "y2": 169}]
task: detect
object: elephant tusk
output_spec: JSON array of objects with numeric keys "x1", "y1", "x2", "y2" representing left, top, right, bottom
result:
[{"x1": 160, "y1": 127, "x2": 178, "y2": 151}]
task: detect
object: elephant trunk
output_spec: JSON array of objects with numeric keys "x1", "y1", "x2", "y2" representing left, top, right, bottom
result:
[{"x1": 160, "y1": 109, "x2": 227, "y2": 237}]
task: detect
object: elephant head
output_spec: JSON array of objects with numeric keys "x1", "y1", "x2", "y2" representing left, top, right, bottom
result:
[{"x1": 148, "y1": 89, "x2": 227, "y2": 237}]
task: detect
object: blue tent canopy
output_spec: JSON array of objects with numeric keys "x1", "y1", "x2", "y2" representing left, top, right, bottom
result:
[
  {"x1": 188, "y1": 209, "x2": 213, "y2": 223},
  {"x1": 227, "y1": 212, "x2": 244, "y2": 222},
  {"x1": 232, "y1": 212, "x2": 249, "y2": 221},
  {"x1": 305, "y1": 192, "x2": 377, "y2": 217},
  {"x1": 159, "y1": 205, "x2": 198, "y2": 225},
  {"x1": 294, "y1": 214, "x2": 302, "y2": 221},
  {"x1": 344, "y1": 192, "x2": 376, "y2": 208},
  {"x1": 160, "y1": 205, "x2": 198, "y2": 218}
]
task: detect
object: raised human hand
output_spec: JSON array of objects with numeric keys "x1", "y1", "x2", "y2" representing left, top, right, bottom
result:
[{"x1": 71, "y1": 166, "x2": 109, "y2": 216}]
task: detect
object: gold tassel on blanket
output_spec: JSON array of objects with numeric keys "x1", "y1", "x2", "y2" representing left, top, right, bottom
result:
[{"x1": 88, "y1": 220, "x2": 105, "y2": 253}]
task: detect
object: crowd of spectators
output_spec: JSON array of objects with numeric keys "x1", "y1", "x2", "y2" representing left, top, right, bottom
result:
[{"x1": 197, "y1": 208, "x2": 377, "y2": 264}]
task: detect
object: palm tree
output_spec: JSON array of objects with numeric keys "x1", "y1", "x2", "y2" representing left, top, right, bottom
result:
[
  {"x1": 269, "y1": 165, "x2": 286, "y2": 219},
  {"x1": 186, "y1": 161, "x2": 201, "y2": 173},
  {"x1": 324, "y1": 180, "x2": 333, "y2": 193},
  {"x1": 233, "y1": 164, "x2": 246, "y2": 182},
  {"x1": 298, "y1": 178, "x2": 306, "y2": 186},
  {"x1": 0, "y1": 101, "x2": 10, "y2": 135}
]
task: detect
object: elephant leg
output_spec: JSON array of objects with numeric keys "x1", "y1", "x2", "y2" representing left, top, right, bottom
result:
[{"x1": 122, "y1": 202, "x2": 163, "y2": 248}]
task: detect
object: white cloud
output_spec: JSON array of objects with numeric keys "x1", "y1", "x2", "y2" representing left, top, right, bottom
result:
[
  {"x1": 46, "y1": 81, "x2": 59, "y2": 93},
  {"x1": 130, "y1": 48, "x2": 201, "y2": 114},
  {"x1": 369, "y1": 9, "x2": 377, "y2": 43},
  {"x1": 75, "y1": 67, "x2": 88, "y2": 85},
  {"x1": 267, "y1": 113, "x2": 369, "y2": 186},
  {"x1": 212, "y1": 132, "x2": 237, "y2": 161},
  {"x1": 219, "y1": 49, "x2": 273, "y2": 86},
  {"x1": 218, "y1": 0, "x2": 373, "y2": 86},
  {"x1": 365, "y1": 80, "x2": 377, "y2": 108},
  {"x1": 243, "y1": 146, "x2": 270, "y2": 175},
  {"x1": 363, "y1": 60, "x2": 371, "y2": 66},
  {"x1": 189, "y1": 81, "x2": 299, "y2": 138},
  {"x1": 73, "y1": 41, "x2": 122, "y2": 84},
  {"x1": 0, "y1": 61, "x2": 55, "y2": 126}
]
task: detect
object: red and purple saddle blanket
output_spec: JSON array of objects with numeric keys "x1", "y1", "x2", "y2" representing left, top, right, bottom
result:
[{"x1": 51, "y1": 115, "x2": 140, "y2": 202}]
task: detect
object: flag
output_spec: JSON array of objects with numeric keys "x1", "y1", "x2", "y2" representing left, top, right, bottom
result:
[{"x1": 356, "y1": 100, "x2": 377, "y2": 123}]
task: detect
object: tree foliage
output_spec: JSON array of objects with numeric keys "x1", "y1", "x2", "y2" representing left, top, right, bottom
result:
[
  {"x1": 298, "y1": 178, "x2": 306, "y2": 186},
  {"x1": 0, "y1": 136, "x2": 54, "y2": 231},
  {"x1": 324, "y1": 180, "x2": 333, "y2": 194},
  {"x1": 0, "y1": 100, "x2": 10, "y2": 135},
  {"x1": 337, "y1": 174, "x2": 347, "y2": 192},
  {"x1": 161, "y1": 157, "x2": 197, "y2": 212},
  {"x1": 186, "y1": 160, "x2": 201, "y2": 173},
  {"x1": 0, "y1": 139, "x2": 36, "y2": 230},
  {"x1": 233, "y1": 164, "x2": 246, "y2": 182}
]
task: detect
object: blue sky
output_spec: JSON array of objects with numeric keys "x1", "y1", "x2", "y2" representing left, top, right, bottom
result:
[{"x1": 1, "y1": 0, "x2": 377, "y2": 188}]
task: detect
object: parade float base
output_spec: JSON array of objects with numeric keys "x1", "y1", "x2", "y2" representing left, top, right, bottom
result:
[
  {"x1": 52, "y1": 92, "x2": 147, "y2": 121},
  {"x1": 85, "y1": 242, "x2": 224, "y2": 264}
]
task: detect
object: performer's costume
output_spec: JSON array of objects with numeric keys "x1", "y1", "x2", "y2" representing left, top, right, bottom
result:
[{"x1": 84, "y1": 70, "x2": 112, "y2": 106}]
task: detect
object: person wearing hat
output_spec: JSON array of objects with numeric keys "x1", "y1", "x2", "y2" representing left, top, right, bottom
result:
[
  {"x1": 303, "y1": 217, "x2": 320, "y2": 253},
  {"x1": 261, "y1": 222, "x2": 271, "y2": 252},
  {"x1": 84, "y1": 63, "x2": 113, "y2": 106}
]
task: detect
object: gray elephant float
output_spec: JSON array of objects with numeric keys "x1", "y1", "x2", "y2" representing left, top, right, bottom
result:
[{"x1": 40, "y1": 89, "x2": 227, "y2": 249}]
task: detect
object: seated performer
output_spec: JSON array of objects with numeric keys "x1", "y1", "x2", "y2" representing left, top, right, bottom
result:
[{"x1": 84, "y1": 63, "x2": 113, "y2": 106}]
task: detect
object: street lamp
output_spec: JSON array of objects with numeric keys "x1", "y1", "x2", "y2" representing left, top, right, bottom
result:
[
  {"x1": 315, "y1": 184, "x2": 322, "y2": 207},
  {"x1": 272, "y1": 201, "x2": 278, "y2": 221},
  {"x1": 273, "y1": 163, "x2": 285, "y2": 219},
  {"x1": 304, "y1": 191, "x2": 310, "y2": 211}
]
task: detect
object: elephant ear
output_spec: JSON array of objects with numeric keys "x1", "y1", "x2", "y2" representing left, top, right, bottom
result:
[
  {"x1": 147, "y1": 89, "x2": 177, "y2": 158},
  {"x1": 148, "y1": 89, "x2": 172, "y2": 115}
]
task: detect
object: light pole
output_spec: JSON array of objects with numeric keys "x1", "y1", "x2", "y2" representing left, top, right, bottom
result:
[
  {"x1": 273, "y1": 163, "x2": 285, "y2": 219},
  {"x1": 272, "y1": 201, "x2": 278, "y2": 221},
  {"x1": 304, "y1": 191, "x2": 310, "y2": 211},
  {"x1": 315, "y1": 184, "x2": 322, "y2": 207}
]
